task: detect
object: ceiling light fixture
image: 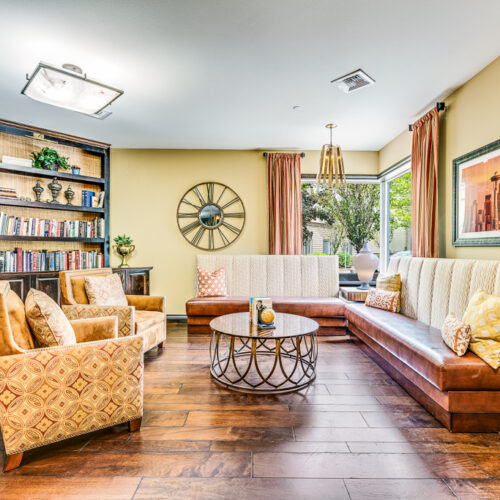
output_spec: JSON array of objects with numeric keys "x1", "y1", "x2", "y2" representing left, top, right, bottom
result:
[
  {"x1": 317, "y1": 123, "x2": 345, "y2": 187},
  {"x1": 21, "y1": 62, "x2": 123, "y2": 119}
]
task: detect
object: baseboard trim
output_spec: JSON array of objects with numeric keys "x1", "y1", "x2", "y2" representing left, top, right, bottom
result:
[{"x1": 167, "y1": 314, "x2": 187, "y2": 322}]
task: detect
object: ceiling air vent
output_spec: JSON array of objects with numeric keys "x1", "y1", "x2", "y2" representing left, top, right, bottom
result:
[{"x1": 331, "y1": 69, "x2": 375, "y2": 93}]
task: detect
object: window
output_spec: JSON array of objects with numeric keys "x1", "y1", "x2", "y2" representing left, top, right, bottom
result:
[
  {"x1": 302, "y1": 179, "x2": 380, "y2": 272},
  {"x1": 379, "y1": 158, "x2": 412, "y2": 270}
]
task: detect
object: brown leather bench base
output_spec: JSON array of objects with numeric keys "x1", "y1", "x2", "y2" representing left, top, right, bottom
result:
[
  {"x1": 347, "y1": 303, "x2": 500, "y2": 433},
  {"x1": 186, "y1": 296, "x2": 347, "y2": 336}
]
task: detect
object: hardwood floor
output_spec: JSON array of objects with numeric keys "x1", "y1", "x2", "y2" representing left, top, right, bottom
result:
[{"x1": 1, "y1": 323, "x2": 500, "y2": 499}]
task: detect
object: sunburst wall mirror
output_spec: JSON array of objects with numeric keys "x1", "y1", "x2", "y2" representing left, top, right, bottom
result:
[{"x1": 177, "y1": 182, "x2": 245, "y2": 250}]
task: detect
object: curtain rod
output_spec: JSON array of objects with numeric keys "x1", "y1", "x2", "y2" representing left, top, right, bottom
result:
[
  {"x1": 262, "y1": 152, "x2": 306, "y2": 158},
  {"x1": 408, "y1": 102, "x2": 446, "y2": 131}
]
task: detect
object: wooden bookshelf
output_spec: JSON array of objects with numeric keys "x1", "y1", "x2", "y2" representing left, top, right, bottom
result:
[{"x1": 0, "y1": 118, "x2": 110, "y2": 272}]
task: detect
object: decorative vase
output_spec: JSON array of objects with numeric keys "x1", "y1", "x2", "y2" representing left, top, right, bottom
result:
[
  {"x1": 47, "y1": 177, "x2": 62, "y2": 204},
  {"x1": 48, "y1": 163, "x2": 59, "y2": 171},
  {"x1": 113, "y1": 244, "x2": 135, "y2": 268},
  {"x1": 352, "y1": 240, "x2": 379, "y2": 290},
  {"x1": 32, "y1": 181, "x2": 44, "y2": 202},
  {"x1": 72, "y1": 167, "x2": 80, "y2": 175},
  {"x1": 64, "y1": 185, "x2": 75, "y2": 205}
]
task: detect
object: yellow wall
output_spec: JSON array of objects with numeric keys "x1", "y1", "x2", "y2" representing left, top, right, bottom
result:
[
  {"x1": 378, "y1": 56, "x2": 500, "y2": 259},
  {"x1": 110, "y1": 149, "x2": 378, "y2": 314},
  {"x1": 378, "y1": 130, "x2": 411, "y2": 174},
  {"x1": 440, "y1": 57, "x2": 500, "y2": 259}
]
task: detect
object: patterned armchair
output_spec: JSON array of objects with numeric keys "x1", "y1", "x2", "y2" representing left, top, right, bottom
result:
[
  {"x1": 59, "y1": 268, "x2": 166, "y2": 352},
  {"x1": 0, "y1": 282, "x2": 143, "y2": 471}
]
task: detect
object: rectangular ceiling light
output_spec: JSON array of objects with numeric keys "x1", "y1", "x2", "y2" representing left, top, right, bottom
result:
[{"x1": 21, "y1": 62, "x2": 123, "y2": 118}]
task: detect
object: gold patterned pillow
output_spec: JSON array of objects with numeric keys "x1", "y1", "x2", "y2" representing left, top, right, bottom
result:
[
  {"x1": 462, "y1": 289, "x2": 500, "y2": 369},
  {"x1": 197, "y1": 267, "x2": 227, "y2": 297},
  {"x1": 365, "y1": 288, "x2": 400, "y2": 313},
  {"x1": 376, "y1": 273, "x2": 401, "y2": 312},
  {"x1": 84, "y1": 274, "x2": 128, "y2": 306},
  {"x1": 441, "y1": 313, "x2": 471, "y2": 356},
  {"x1": 25, "y1": 289, "x2": 76, "y2": 347}
]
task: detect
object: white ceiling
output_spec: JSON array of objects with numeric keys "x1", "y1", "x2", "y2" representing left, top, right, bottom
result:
[{"x1": 1, "y1": 0, "x2": 499, "y2": 150}]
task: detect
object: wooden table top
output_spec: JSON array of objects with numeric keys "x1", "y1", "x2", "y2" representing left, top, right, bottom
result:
[{"x1": 209, "y1": 312, "x2": 319, "y2": 339}]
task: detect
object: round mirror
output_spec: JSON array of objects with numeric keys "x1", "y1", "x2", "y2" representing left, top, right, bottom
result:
[{"x1": 198, "y1": 204, "x2": 223, "y2": 228}]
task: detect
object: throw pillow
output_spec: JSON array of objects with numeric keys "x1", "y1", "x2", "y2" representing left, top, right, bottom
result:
[
  {"x1": 197, "y1": 267, "x2": 227, "y2": 297},
  {"x1": 376, "y1": 272, "x2": 401, "y2": 312},
  {"x1": 462, "y1": 289, "x2": 500, "y2": 369},
  {"x1": 84, "y1": 274, "x2": 128, "y2": 306},
  {"x1": 441, "y1": 312, "x2": 471, "y2": 356},
  {"x1": 25, "y1": 289, "x2": 76, "y2": 347},
  {"x1": 365, "y1": 288, "x2": 400, "y2": 313}
]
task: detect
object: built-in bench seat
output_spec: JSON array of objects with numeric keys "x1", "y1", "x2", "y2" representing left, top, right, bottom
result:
[
  {"x1": 187, "y1": 296, "x2": 346, "y2": 335},
  {"x1": 348, "y1": 256, "x2": 500, "y2": 432},
  {"x1": 186, "y1": 254, "x2": 346, "y2": 335}
]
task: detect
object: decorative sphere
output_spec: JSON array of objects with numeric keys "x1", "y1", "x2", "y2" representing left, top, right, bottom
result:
[{"x1": 260, "y1": 308, "x2": 275, "y2": 324}]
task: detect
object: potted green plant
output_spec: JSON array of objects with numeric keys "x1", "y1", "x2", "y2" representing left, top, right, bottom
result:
[
  {"x1": 31, "y1": 147, "x2": 71, "y2": 171},
  {"x1": 113, "y1": 234, "x2": 135, "y2": 268}
]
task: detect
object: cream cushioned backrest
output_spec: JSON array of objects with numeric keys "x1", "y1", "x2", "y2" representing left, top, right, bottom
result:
[
  {"x1": 196, "y1": 255, "x2": 339, "y2": 297},
  {"x1": 388, "y1": 256, "x2": 500, "y2": 329}
]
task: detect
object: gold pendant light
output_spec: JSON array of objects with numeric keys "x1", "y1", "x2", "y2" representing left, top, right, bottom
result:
[{"x1": 318, "y1": 123, "x2": 345, "y2": 186}]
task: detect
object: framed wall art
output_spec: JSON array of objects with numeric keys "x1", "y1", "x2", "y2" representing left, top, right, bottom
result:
[{"x1": 453, "y1": 139, "x2": 500, "y2": 246}]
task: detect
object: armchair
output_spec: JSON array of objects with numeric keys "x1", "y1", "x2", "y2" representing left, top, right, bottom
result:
[
  {"x1": 59, "y1": 268, "x2": 166, "y2": 352},
  {"x1": 0, "y1": 281, "x2": 143, "y2": 471}
]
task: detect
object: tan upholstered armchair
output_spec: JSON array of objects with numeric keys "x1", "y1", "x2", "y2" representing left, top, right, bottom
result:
[
  {"x1": 0, "y1": 281, "x2": 143, "y2": 471},
  {"x1": 59, "y1": 268, "x2": 166, "y2": 352}
]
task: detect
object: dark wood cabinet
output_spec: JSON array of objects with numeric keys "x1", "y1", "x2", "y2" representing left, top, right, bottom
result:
[
  {"x1": 0, "y1": 267, "x2": 152, "y2": 304},
  {"x1": 112, "y1": 267, "x2": 151, "y2": 295}
]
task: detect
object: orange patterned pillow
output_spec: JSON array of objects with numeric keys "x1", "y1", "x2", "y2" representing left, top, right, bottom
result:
[
  {"x1": 441, "y1": 313, "x2": 471, "y2": 356},
  {"x1": 25, "y1": 289, "x2": 76, "y2": 347},
  {"x1": 197, "y1": 267, "x2": 227, "y2": 297},
  {"x1": 84, "y1": 274, "x2": 128, "y2": 306},
  {"x1": 365, "y1": 288, "x2": 400, "y2": 312}
]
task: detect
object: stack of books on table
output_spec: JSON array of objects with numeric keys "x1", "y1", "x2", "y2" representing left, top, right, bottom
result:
[{"x1": 0, "y1": 187, "x2": 18, "y2": 200}]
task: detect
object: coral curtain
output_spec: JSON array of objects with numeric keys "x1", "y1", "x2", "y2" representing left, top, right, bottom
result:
[
  {"x1": 411, "y1": 108, "x2": 439, "y2": 257},
  {"x1": 267, "y1": 153, "x2": 303, "y2": 254}
]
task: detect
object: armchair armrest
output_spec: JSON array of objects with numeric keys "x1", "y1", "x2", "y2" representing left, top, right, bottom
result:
[
  {"x1": 63, "y1": 304, "x2": 135, "y2": 337},
  {"x1": 126, "y1": 295, "x2": 166, "y2": 313},
  {"x1": 0, "y1": 335, "x2": 143, "y2": 457},
  {"x1": 70, "y1": 316, "x2": 118, "y2": 343}
]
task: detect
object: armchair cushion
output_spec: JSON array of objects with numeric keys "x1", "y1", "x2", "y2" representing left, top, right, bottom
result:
[
  {"x1": 0, "y1": 335, "x2": 143, "y2": 456},
  {"x1": 70, "y1": 277, "x2": 90, "y2": 304},
  {"x1": 25, "y1": 289, "x2": 76, "y2": 347},
  {"x1": 70, "y1": 316, "x2": 118, "y2": 343},
  {"x1": 63, "y1": 304, "x2": 135, "y2": 338},
  {"x1": 126, "y1": 295, "x2": 166, "y2": 313},
  {"x1": 84, "y1": 274, "x2": 128, "y2": 307},
  {"x1": 135, "y1": 310, "x2": 165, "y2": 333},
  {"x1": 5, "y1": 285, "x2": 34, "y2": 351}
]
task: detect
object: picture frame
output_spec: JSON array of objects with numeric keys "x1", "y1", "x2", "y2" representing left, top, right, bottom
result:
[{"x1": 452, "y1": 139, "x2": 500, "y2": 246}]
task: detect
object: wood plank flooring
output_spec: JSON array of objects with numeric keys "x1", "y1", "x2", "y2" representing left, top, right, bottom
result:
[{"x1": 1, "y1": 323, "x2": 500, "y2": 499}]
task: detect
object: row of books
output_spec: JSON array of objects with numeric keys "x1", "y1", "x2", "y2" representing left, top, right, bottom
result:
[
  {"x1": 0, "y1": 187, "x2": 17, "y2": 199},
  {"x1": 0, "y1": 249, "x2": 105, "y2": 273},
  {"x1": 0, "y1": 212, "x2": 105, "y2": 239}
]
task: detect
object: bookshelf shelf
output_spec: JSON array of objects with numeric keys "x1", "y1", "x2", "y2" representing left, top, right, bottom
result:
[
  {"x1": 0, "y1": 163, "x2": 105, "y2": 185},
  {"x1": 0, "y1": 198, "x2": 105, "y2": 213},
  {"x1": 0, "y1": 236, "x2": 105, "y2": 243}
]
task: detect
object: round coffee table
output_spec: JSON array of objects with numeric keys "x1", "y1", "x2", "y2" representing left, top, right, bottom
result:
[{"x1": 209, "y1": 312, "x2": 319, "y2": 394}]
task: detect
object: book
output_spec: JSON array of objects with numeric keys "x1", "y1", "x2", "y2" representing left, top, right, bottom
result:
[
  {"x1": 249, "y1": 297, "x2": 273, "y2": 325},
  {"x1": 1, "y1": 156, "x2": 32, "y2": 168}
]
